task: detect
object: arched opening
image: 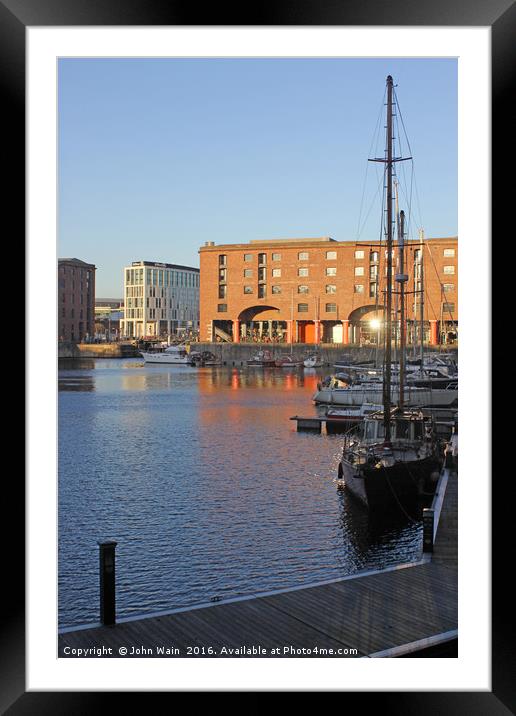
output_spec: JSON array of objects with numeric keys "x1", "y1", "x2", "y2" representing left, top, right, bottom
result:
[
  {"x1": 236, "y1": 305, "x2": 285, "y2": 343},
  {"x1": 348, "y1": 304, "x2": 384, "y2": 346}
]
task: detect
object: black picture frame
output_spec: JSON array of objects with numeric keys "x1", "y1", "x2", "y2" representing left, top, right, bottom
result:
[{"x1": 9, "y1": 0, "x2": 510, "y2": 709}]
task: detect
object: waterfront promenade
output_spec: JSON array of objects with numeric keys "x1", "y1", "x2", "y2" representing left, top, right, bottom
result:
[{"x1": 58, "y1": 468, "x2": 457, "y2": 658}]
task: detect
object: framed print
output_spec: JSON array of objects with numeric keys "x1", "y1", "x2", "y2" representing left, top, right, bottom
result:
[{"x1": 6, "y1": 0, "x2": 512, "y2": 708}]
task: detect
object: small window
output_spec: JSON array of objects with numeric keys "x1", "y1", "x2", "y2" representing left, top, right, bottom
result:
[
  {"x1": 298, "y1": 267, "x2": 309, "y2": 277},
  {"x1": 218, "y1": 285, "x2": 227, "y2": 299},
  {"x1": 355, "y1": 250, "x2": 364, "y2": 259},
  {"x1": 298, "y1": 285, "x2": 309, "y2": 294},
  {"x1": 298, "y1": 251, "x2": 309, "y2": 261},
  {"x1": 258, "y1": 253, "x2": 267, "y2": 265},
  {"x1": 443, "y1": 265, "x2": 455, "y2": 275},
  {"x1": 272, "y1": 253, "x2": 281, "y2": 261},
  {"x1": 414, "y1": 249, "x2": 422, "y2": 261},
  {"x1": 272, "y1": 285, "x2": 282, "y2": 294},
  {"x1": 443, "y1": 248, "x2": 455, "y2": 257},
  {"x1": 219, "y1": 254, "x2": 227, "y2": 266},
  {"x1": 243, "y1": 286, "x2": 253, "y2": 294},
  {"x1": 354, "y1": 266, "x2": 364, "y2": 276},
  {"x1": 326, "y1": 250, "x2": 337, "y2": 260},
  {"x1": 326, "y1": 284, "x2": 336, "y2": 294},
  {"x1": 369, "y1": 283, "x2": 378, "y2": 298},
  {"x1": 369, "y1": 265, "x2": 378, "y2": 279},
  {"x1": 354, "y1": 284, "x2": 364, "y2": 294},
  {"x1": 297, "y1": 303, "x2": 309, "y2": 312},
  {"x1": 272, "y1": 268, "x2": 281, "y2": 278},
  {"x1": 217, "y1": 304, "x2": 227, "y2": 312},
  {"x1": 258, "y1": 285, "x2": 266, "y2": 298},
  {"x1": 442, "y1": 303, "x2": 455, "y2": 313},
  {"x1": 258, "y1": 267, "x2": 266, "y2": 281},
  {"x1": 370, "y1": 251, "x2": 379, "y2": 262},
  {"x1": 219, "y1": 268, "x2": 227, "y2": 282},
  {"x1": 326, "y1": 267, "x2": 337, "y2": 276},
  {"x1": 244, "y1": 254, "x2": 253, "y2": 262},
  {"x1": 244, "y1": 269, "x2": 253, "y2": 278},
  {"x1": 443, "y1": 283, "x2": 454, "y2": 293},
  {"x1": 325, "y1": 303, "x2": 337, "y2": 313}
]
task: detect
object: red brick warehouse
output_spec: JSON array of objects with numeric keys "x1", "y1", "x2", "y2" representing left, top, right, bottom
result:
[{"x1": 199, "y1": 236, "x2": 457, "y2": 346}]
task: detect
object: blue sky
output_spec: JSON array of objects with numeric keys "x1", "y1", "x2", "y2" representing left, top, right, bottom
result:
[{"x1": 58, "y1": 58, "x2": 457, "y2": 297}]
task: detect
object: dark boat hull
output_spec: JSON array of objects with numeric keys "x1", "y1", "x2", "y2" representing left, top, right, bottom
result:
[{"x1": 340, "y1": 455, "x2": 440, "y2": 512}]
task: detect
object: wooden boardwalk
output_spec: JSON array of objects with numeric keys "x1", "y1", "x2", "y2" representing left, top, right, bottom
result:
[{"x1": 58, "y1": 469, "x2": 457, "y2": 658}]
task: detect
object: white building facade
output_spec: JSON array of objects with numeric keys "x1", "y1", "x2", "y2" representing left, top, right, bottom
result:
[{"x1": 120, "y1": 261, "x2": 200, "y2": 338}]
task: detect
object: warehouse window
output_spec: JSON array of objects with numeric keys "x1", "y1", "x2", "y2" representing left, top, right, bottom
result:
[
  {"x1": 326, "y1": 250, "x2": 337, "y2": 260},
  {"x1": 326, "y1": 285, "x2": 336, "y2": 294},
  {"x1": 297, "y1": 303, "x2": 309, "y2": 312},
  {"x1": 443, "y1": 265, "x2": 455, "y2": 275},
  {"x1": 325, "y1": 303, "x2": 337, "y2": 313},
  {"x1": 298, "y1": 285, "x2": 309, "y2": 294},
  {"x1": 355, "y1": 250, "x2": 364, "y2": 259},
  {"x1": 217, "y1": 304, "x2": 227, "y2": 312}
]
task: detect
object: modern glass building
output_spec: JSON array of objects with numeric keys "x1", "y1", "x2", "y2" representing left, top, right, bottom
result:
[{"x1": 120, "y1": 261, "x2": 200, "y2": 339}]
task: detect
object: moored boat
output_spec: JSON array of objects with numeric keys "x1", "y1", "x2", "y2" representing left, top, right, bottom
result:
[
  {"x1": 337, "y1": 75, "x2": 448, "y2": 514},
  {"x1": 247, "y1": 349, "x2": 276, "y2": 367},
  {"x1": 275, "y1": 355, "x2": 304, "y2": 368},
  {"x1": 140, "y1": 344, "x2": 200, "y2": 365},
  {"x1": 304, "y1": 354, "x2": 325, "y2": 368}
]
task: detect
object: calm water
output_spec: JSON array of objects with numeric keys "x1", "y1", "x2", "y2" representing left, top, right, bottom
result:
[{"x1": 58, "y1": 358, "x2": 423, "y2": 628}]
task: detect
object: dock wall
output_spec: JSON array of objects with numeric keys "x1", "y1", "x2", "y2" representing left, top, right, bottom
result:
[
  {"x1": 58, "y1": 341, "x2": 140, "y2": 359},
  {"x1": 194, "y1": 343, "x2": 457, "y2": 366}
]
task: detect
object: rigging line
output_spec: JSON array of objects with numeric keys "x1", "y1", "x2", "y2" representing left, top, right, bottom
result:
[
  {"x1": 382, "y1": 466, "x2": 419, "y2": 524},
  {"x1": 356, "y1": 87, "x2": 386, "y2": 241},
  {"x1": 356, "y1": 163, "x2": 388, "y2": 242},
  {"x1": 393, "y1": 88, "x2": 426, "y2": 233}
]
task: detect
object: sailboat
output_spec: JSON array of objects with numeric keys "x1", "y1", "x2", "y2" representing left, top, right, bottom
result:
[{"x1": 337, "y1": 75, "x2": 443, "y2": 512}]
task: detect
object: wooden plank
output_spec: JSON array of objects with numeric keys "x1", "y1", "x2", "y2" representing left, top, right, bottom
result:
[{"x1": 59, "y1": 470, "x2": 458, "y2": 659}]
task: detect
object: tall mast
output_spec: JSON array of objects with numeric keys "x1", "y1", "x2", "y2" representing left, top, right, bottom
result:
[
  {"x1": 383, "y1": 75, "x2": 394, "y2": 441},
  {"x1": 397, "y1": 210, "x2": 407, "y2": 408},
  {"x1": 419, "y1": 228, "x2": 425, "y2": 369}
]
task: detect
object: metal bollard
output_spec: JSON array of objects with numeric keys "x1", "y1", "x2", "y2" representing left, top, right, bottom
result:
[
  {"x1": 422, "y1": 508, "x2": 434, "y2": 553},
  {"x1": 98, "y1": 540, "x2": 117, "y2": 625}
]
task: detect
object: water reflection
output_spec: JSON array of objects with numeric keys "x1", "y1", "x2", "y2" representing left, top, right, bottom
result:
[
  {"x1": 58, "y1": 359, "x2": 422, "y2": 628},
  {"x1": 58, "y1": 375, "x2": 95, "y2": 392}
]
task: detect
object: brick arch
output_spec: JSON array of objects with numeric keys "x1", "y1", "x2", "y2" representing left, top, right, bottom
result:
[
  {"x1": 348, "y1": 304, "x2": 383, "y2": 323},
  {"x1": 237, "y1": 305, "x2": 280, "y2": 322}
]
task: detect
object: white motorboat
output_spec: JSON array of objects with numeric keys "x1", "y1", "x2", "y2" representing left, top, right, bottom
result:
[
  {"x1": 140, "y1": 344, "x2": 200, "y2": 365},
  {"x1": 304, "y1": 354, "x2": 325, "y2": 368}
]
